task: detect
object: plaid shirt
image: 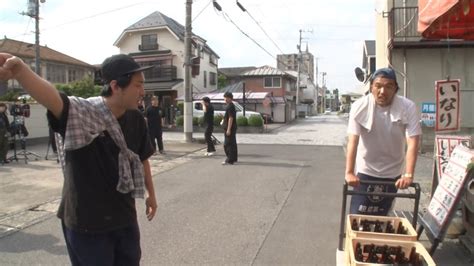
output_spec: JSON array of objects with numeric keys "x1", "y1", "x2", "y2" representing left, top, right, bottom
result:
[{"x1": 56, "y1": 96, "x2": 145, "y2": 198}]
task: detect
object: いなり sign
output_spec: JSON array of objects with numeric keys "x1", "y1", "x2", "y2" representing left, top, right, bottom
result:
[{"x1": 435, "y1": 80, "x2": 460, "y2": 132}]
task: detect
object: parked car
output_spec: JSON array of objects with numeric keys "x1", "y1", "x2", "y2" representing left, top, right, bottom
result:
[
  {"x1": 325, "y1": 108, "x2": 332, "y2": 114},
  {"x1": 193, "y1": 100, "x2": 261, "y2": 119}
]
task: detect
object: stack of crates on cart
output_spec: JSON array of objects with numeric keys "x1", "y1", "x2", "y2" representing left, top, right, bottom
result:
[{"x1": 345, "y1": 214, "x2": 435, "y2": 265}]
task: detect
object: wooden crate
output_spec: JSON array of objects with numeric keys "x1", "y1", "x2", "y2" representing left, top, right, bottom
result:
[
  {"x1": 347, "y1": 237, "x2": 436, "y2": 266},
  {"x1": 346, "y1": 214, "x2": 418, "y2": 242}
]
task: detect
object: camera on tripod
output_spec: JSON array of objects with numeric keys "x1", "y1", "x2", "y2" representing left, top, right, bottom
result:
[
  {"x1": 10, "y1": 100, "x2": 31, "y2": 118},
  {"x1": 9, "y1": 100, "x2": 30, "y2": 138}
]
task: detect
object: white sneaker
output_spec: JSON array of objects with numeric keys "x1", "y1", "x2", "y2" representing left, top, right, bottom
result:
[
  {"x1": 207, "y1": 152, "x2": 215, "y2": 156},
  {"x1": 204, "y1": 152, "x2": 209, "y2": 156}
]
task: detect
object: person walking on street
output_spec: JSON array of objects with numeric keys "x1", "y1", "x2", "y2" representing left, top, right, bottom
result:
[
  {"x1": 222, "y1": 92, "x2": 238, "y2": 165},
  {"x1": 0, "y1": 103, "x2": 10, "y2": 164},
  {"x1": 145, "y1": 96, "x2": 165, "y2": 154},
  {"x1": 0, "y1": 53, "x2": 158, "y2": 265},
  {"x1": 345, "y1": 67, "x2": 421, "y2": 216},
  {"x1": 202, "y1": 97, "x2": 216, "y2": 156}
]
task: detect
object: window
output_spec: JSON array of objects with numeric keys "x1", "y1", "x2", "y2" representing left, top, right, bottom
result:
[
  {"x1": 204, "y1": 70, "x2": 207, "y2": 88},
  {"x1": 46, "y1": 63, "x2": 66, "y2": 83},
  {"x1": 264, "y1": 77, "x2": 281, "y2": 88},
  {"x1": 67, "y1": 68, "x2": 85, "y2": 82},
  {"x1": 209, "y1": 72, "x2": 217, "y2": 85},
  {"x1": 209, "y1": 54, "x2": 218, "y2": 65},
  {"x1": 140, "y1": 34, "x2": 158, "y2": 51}
]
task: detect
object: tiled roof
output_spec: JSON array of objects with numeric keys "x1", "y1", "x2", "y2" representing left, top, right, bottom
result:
[
  {"x1": 125, "y1": 11, "x2": 185, "y2": 40},
  {"x1": 0, "y1": 38, "x2": 92, "y2": 67},
  {"x1": 219, "y1": 67, "x2": 257, "y2": 78},
  {"x1": 117, "y1": 11, "x2": 219, "y2": 58},
  {"x1": 242, "y1": 65, "x2": 293, "y2": 78}
]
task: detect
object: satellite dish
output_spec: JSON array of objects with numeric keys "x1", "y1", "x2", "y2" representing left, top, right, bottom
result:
[{"x1": 354, "y1": 67, "x2": 366, "y2": 82}]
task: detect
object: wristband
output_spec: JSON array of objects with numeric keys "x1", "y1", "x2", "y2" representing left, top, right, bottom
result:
[{"x1": 402, "y1": 173, "x2": 413, "y2": 179}]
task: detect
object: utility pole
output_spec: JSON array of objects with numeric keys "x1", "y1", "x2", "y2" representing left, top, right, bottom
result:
[
  {"x1": 242, "y1": 82, "x2": 246, "y2": 117},
  {"x1": 321, "y1": 72, "x2": 327, "y2": 113},
  {"x1": 23, "y1": 0, "x2": 44, "y2": 76},
  {"x1": 183, "y1": 0, "x2": 193, "y2": 143},
  {"x1": 296, "y1": 29, "x2": 302, "y2": 106},
  {"x1": 315, "y1": 57, "x2": 319, "y2": 114}
]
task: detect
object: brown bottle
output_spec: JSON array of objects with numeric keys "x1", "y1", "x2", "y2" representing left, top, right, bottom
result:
[
  {"x1": 351, "y1": 219, "x2": 358, "y2": 231},
  {"x1": 385, "y1": 221, "x2": 395, "y2": 233},
  {"x1": 354, "y1": 242, "x2": 364, "y2": 262},
  {"x1": 374, "y1": 220, "x2": 383, "y2": 232},
  {"x1": 396, "y1": 221, "x2": 407, "y2": 234}
]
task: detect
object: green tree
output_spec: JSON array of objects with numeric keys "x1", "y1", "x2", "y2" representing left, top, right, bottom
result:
[
  {"x1": 56, "y1": 76, "x2": 101, "y2": 98},
  {"x1": 218, "y1": 74, "x2": 227, "y2": 89}
]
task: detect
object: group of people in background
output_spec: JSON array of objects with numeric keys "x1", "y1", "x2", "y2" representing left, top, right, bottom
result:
[{"x1": 0, "y1": 51, "x2": 423, "y2": 265}]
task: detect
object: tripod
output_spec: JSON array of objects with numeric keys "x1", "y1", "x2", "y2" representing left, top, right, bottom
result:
[{"x1": 8, "y1": 116, "x2": 40, "y2": 164}]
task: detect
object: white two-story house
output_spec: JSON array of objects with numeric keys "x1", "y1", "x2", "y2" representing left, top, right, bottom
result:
[{"x1": 113, "y1": 11, "x2": 220, "y2": 123}]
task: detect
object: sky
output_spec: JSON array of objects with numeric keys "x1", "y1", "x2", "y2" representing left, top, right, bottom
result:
[{"x1": 0, "y1": 0, "x2": 376, "y2": 93}]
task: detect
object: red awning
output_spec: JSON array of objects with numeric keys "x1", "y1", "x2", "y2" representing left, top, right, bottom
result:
[{"x1": 418, "y1": 0, "x2": 474, "y2": 40}]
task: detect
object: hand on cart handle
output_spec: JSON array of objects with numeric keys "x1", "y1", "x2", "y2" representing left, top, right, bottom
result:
[
  {"x1": 344, "y1": 179, "x2": 420, "y2": 190},
  {"x1": 395, "y1": 174, "x2": 414, "y2": 189},
  {"x1": 345, "y1": 173, "x2": 360, "y2": 187}
]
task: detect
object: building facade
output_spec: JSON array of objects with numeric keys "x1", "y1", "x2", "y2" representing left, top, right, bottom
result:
[
  {"x1": 113, "y1": 11, "x2": 219, "y2": 124},
  {"x1": 277, "y1": 49, "x2": 315, "y2": 81},
  {"x1": 376, "y1": 0, "x2": 474, "y2": 147},
  {"x1": 0, "y1": 38, "x2": 94, "y2": 96}
]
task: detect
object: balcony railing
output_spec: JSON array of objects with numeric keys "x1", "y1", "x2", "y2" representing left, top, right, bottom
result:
[
  {"x1": 139, "y1": 43, "x2": 159, "y2": 51},
  {"x1": 143, "y1": 65, "x2": 177, "y2": 82},
  {"x1": 387, "y1": 6, "x2": 474, "y2": 48},
  {"x1": 388, "y1": 7, "x2": 422, "y2": 44}
]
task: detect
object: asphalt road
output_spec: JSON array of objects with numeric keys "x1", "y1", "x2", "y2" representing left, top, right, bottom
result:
[{"x1": 0, "y1": 144, "x2": 346, "y2": 265}]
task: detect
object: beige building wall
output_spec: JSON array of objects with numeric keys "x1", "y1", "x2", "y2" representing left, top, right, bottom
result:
[{"x1": 118, "y1": 29, "x2": 218, "y2": 98}]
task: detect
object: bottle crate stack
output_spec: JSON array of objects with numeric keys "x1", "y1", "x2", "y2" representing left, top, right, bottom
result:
[{"x1": 345, "y1": 214, "x2": 435, "y2": 265}]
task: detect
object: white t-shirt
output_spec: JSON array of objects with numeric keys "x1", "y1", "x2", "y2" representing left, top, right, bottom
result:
[{"x1": 347, "y1": 95, "x2": 422, "y2": 178}]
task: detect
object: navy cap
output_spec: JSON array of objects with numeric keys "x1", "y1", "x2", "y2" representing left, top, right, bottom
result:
[
  {"x1": 101, "y1": 54, "x2": 154, "y2": 82},
  {"x1": 369, "y1": 67, "x2": 397, "y2": 83}
]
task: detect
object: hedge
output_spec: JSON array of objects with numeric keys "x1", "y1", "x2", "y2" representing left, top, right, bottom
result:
[
  {"x1": 236, "y1": 116, "x2": 248, "y2": 127},
  {"x1": 248, "y1": 114, "x2": 264, "y2": 127}
]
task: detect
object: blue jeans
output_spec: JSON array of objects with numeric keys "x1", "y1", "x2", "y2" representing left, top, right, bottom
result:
[
  {"x1": 62, "y1": 220, "x2": 141, "y2": 266},
  {"x1": 349, "y1": 173, "x2": 400, "y2": 216}
]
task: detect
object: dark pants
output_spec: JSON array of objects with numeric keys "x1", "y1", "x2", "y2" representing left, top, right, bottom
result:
[
  {"x1": 0, "y1": 128, "x2": 8, "y2": 161},
  {"x1": 224, "y1": 131, "x2": 237, "y2": 164},
  {"x1": 205, "y1": 126, "x2": 215, "y2": 152},
  {"x1": 61, "y1": 220, "x2": 141, "y2": 266},
  {"x1": 349, "y1": 173, "x2": 399, "y2": 216},
  {"x1": 149, "y1": 128, "x2": 163, "y2": 152}
]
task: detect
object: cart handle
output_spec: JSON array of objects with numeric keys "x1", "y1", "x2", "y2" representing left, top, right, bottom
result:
[{"x1": 337, "y1": 180, "x2": 421, "y2": 251}]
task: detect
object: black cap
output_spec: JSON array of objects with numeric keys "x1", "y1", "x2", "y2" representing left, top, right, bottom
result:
[
  {"x1": 223, "y1": 92, "x2": 233, "y2": 99},
  {"x1": 202, "y1": 96, "x2": 210, "y2": 103},
  {"x1": 101, "y1": 54, "x2": 154, "y2": 82}
]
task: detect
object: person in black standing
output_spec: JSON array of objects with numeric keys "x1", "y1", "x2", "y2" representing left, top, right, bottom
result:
[
  {"x1": 202, "y1": 97, "x2": 215, "y2": 156},
  {"x1": 145, "y1": 96, "x2": 164, "y2": 154},
  {"x1": 222, "y1": 92, "x2": 237, "y2": 165},
  {"x1": 0, "y1": 103, "x2": 10, "y2": 164}
]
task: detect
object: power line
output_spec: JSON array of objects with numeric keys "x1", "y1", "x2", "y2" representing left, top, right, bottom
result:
[
  {"x1": 193, "y1": 0, "x2": 213, "y2": 22},
  {"x1": 212, "y1": 1, "x2": 289, "y2": 68},
  {"x1": 236, "y1": 1, "x2": 284, "y2": 54}
]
